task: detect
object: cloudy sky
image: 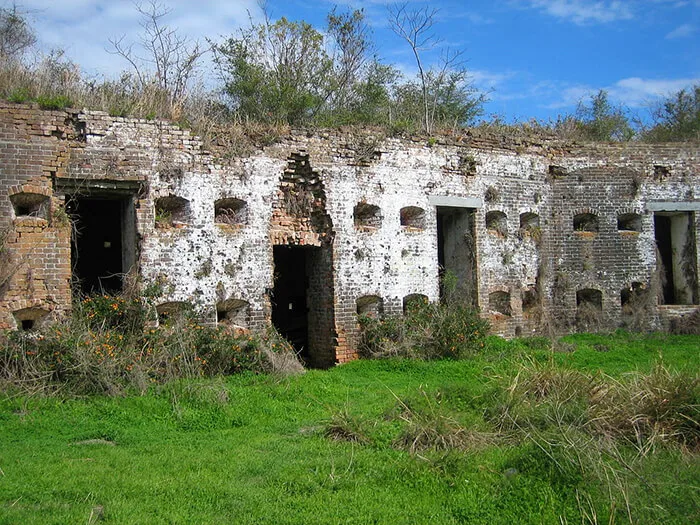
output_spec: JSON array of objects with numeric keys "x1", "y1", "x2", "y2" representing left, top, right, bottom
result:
[{"x1": 14, "y1": 0, "x2": 700, "y2": 122}]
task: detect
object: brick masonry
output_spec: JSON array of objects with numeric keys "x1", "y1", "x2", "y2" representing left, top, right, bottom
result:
[{"x1": 1, "y1": 102, "x2": 698, "y2": 364}]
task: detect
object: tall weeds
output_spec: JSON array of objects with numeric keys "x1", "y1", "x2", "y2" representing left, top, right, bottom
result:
[{"x1": 0, "y1": 293, "x2": 303, "y2": 395}]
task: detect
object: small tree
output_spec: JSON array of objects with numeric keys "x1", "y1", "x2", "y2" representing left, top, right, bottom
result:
[
  {"x1": 214, "y1": 15, "x2": 332, "y2": 125},
  {"x1": 0, "y1": 5, "x2": 35, "y2": 61},
  {"x1": 644, "y1": 84, "x2": 700, "y2": 142},
  {"x1": 213, "y1": 6, "x2": 373, "y2": 126},
  {"x1": 575, "y1": 90, "x2": 634, "y2": 141},
  {"x1": 326, "y1": 8, "x2": 373, "y2": 112},
  {"x1": 387, "y1": 3, "x2": 482, "y2": 133},
  {"x1": 108, "y1": 0, "x2": 207, "y2": 118}
]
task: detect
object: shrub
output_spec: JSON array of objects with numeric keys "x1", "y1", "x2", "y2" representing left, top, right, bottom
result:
[
  {"x1": 359, "y1": 299, "x2": 489, "y2": 360},
  {"x1": 0, "y1": 293, "x2": 303, "y2": 395},
  {"x1": 487, "y1": 359, "x2": 699, "y2": 451}
]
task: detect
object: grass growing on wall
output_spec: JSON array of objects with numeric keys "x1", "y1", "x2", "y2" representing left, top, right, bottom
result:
[{"x1": 0, "y1": 332, "x2": 697, "y2": 524}]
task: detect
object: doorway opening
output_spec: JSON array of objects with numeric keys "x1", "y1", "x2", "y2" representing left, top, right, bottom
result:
[
  {"x1": 436, "y1": 207, "x2": 478, "y2": 305},
  {"x1": 68, "y1": 195, "x2": 137, "y2": 295},
  {"x1": 271, "y1": 245, "x2": 335, "y2": 368},
  {"x1": 654, "y1": 212, "x2": 697, "y2": 305}
]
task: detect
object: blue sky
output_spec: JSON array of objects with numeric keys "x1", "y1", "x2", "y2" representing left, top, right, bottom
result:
[{"x1": 15, "y1": 0, "x2": 700, "y2": 123}]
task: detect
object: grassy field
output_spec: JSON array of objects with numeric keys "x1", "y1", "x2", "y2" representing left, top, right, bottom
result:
[{"x1": 0, "y1": 332, "x2": 698, "y2": 524}]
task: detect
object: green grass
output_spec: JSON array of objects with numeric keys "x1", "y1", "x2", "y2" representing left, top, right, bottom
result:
[{"x1": 1, "y1": 332, "x2": 698, "y2": 524}]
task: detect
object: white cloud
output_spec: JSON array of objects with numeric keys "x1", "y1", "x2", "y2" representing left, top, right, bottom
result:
[
  {"x1": 470, "y1": 69, "x2": 515, "y2": 91},
  {"x1": 545, "y1": 77, "x2": 700, "y2": 109},
  {"x1": 525, "y1": 0, "x2": 634, "y2": 24},
  {"x1": 15, "y1": 1, "x2": 261, "y2": 77},
  {"x1": 608, "y1": 77, "x2": 700, "y2": 106},
  {"x1": 665, "y1": 23, "x2": 696, "y2": 39}
]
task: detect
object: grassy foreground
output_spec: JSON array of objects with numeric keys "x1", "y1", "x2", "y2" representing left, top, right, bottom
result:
[{"x1": 0, "y1": 332, "x2": 698, "y2": 524}]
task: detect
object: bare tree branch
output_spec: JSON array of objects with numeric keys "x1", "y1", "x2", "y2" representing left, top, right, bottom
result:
[
  {"x1": 107, "y1": 0, "x2": 208, "y2": 118},
  {"x1": 387, "y1": 3, "x2": 441, "y2": 133}
]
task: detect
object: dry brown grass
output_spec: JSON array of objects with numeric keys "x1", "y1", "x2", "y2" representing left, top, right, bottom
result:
[
  {"x1": 588, "y1": 364, "x2": 699, "y2": 452},
  {"x1": 391, "y1": 387, "x2": 497, "y2": 454}
]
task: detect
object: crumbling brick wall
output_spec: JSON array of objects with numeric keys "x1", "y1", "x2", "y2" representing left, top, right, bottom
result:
[
  {"x1": 1, "y1": 103, "x2": 698, "y2": 362},
  {"x1": 0, "y1": 103, "x2": 79, "y2": 329}
]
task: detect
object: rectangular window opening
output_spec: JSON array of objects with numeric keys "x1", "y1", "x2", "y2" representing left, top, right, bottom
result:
[
  {"x1": 654, "y1": 212, "x2": 698, "y2": 305},
  {"x1": 436, "y1": 206, "x2": 478, "y2": 306}
]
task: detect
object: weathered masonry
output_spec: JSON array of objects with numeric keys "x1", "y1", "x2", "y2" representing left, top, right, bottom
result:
[{"x1": 1, "y1": 103, "x2": 698, "y2": 365}]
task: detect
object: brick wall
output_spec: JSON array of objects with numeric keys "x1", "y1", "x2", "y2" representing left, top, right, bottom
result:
[{"x1": 1, "y1": 102, "x2": 698, "y2": 360}]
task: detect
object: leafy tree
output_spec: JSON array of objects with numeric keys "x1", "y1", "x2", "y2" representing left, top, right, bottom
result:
[
  {"x1": 214, "y1": 7, "x2": 375, "y2": 126},
  {"x1": 214, "y1": 16, "x2": 331, "y2": 124},
  {"x1": 329, "y1": 59, "x2": 400, "y2": 126},
  {"x1": 574, "y1": 90, "x2": 634, "y2": 141},
  {"x1": 644, "y1": 84, "x2": 700, "y2": 142},
  {"x1": 326, "y1": 8, "x2": 373, "y2": 112}
]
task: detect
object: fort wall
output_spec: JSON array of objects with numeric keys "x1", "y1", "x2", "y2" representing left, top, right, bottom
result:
[{"x1": 1, "y1": 103, "x2": 697, "y2": 364}]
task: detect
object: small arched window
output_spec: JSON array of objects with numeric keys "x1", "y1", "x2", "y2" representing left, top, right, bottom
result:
[
  {"x1": 156, "y1": 301, "x2": 192, "y2": 324},
  {"x1": 155, "y1": 196, "x2": 190, "y2": 228},
  {"x1": 400, "y1": 207, "x2": 426, "y2": 230},
  {"x1": 403, "y1": 294, "x2": 428, "y2": 313},
  {"x1": 519, "y1": 212, "x2": 540, "y2": 231},
  {"x1": 573, "y1": 213, "x2": 599, "y2": 233},
  {"x1": 12, "y1": 307, "x2": 50, "y2": 331},
  {"x1": 354, "y1": 203, "x2": 382, "y2": 230},
  {"x1": 10, "y1": 192, "x2": 49, "y2": 220},
  {"x1": 486, "y1": 211, "x2": 508, "y2": 237},
  {"x1": 617, "y1": 213, "x2": 642, "y2": 232},
  {"x1": 356, "y1": 295, "x2": 383, "y2": 318},
  {"x1": 215, "y1": 198, "x2": 247, "y2": 227},
  {"x1": 216, "y1": 299, "x2": 249, "y2": 328}
]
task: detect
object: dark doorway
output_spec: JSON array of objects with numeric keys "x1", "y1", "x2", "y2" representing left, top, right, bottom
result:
[
  {"x1": 272, "y1": 246, "x2": 309, "y2": 353},
  {"x1": 271, "y1": 245, "x2": 335, "y2": 368},
  {"x1": 654, "y1": 212, "x2": 697, "y2": 305},
  {"x1": 436, "y1": 207, "x2": 478, "y2": 305},
  {"x1": 69, "y1": 196, "x2": 136, "y2": 295}
]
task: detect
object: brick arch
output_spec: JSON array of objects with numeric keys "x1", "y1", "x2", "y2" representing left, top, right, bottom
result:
[
  {"x1": 12, "y1": 306, "x2": 51, "y2": 331},
  {"x1": 7, "y1": 184, "x2": 51, "y2": 198},
  {"x1": 402, "y1": 293, "x2": 428, "y2": 313},
  {"x1": 573, "y1": 209, "x2": 600, "y2": 233},
  {"x1": 356, "y1": 295, "x2": 383, "y2": 318}
]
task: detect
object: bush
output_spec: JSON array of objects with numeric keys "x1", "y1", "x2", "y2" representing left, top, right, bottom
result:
[
  {"x1": 0, "y1": 293, "x2": 302, "y2": 395},
  {"x1": 359, "y1": 299, "x2": 489, "y2": 359}
]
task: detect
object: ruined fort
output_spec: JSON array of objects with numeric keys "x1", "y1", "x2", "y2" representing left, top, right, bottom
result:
[{"x1": 0, "y1": 103, "x2": 698, "y2": 366}]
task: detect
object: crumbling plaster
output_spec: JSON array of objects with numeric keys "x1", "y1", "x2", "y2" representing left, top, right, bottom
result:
[{"x1": 1, "y1": 102, "x2": 698, "y2": 363}]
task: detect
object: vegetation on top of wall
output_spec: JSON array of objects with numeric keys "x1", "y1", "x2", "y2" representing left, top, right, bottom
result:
[{"x1": 0, "y1": 4, "x2": 696, "y2": 143}]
